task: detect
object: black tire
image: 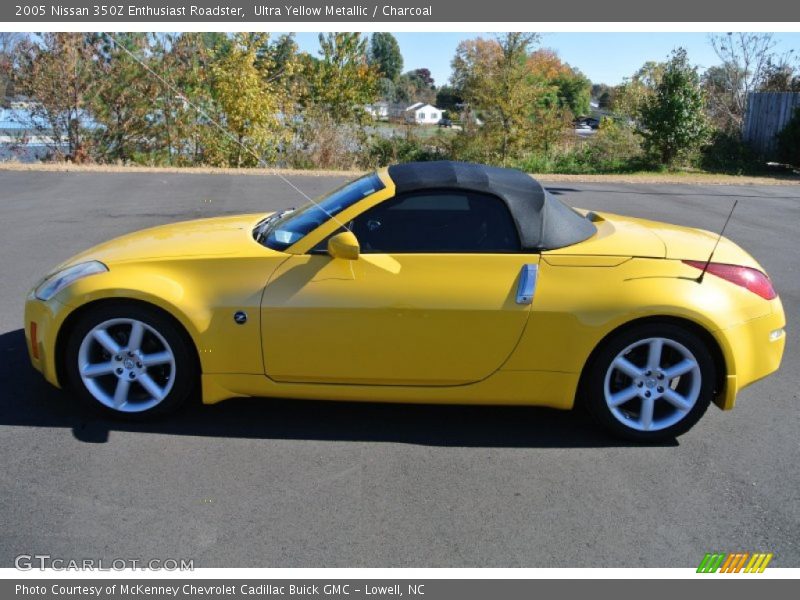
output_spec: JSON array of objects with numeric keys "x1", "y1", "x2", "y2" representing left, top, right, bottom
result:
[
  {"x1": 580, "y1": 322, "x2": 715, "y2": 442},
  {"x1": 64, "y1": 302, "x2": 197, "y2": 419}
]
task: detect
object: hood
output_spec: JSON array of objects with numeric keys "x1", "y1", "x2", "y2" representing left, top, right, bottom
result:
[
  {"x1": 64, "y1": 213, "x2": 280, "y2": 266},
  {"x1": 545, "y1": 211, "x2": 763, "y2": 269}
]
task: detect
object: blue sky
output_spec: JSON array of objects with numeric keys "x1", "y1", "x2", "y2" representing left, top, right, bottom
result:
[{"x1": 289, "y1": 32, "x2": 800, "y2": 87}]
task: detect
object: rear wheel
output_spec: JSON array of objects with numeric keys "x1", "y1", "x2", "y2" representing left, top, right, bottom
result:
[
  {"x1": 65, "y1": 303, "x2": 196, "y2": 419},
  {"x1": 582, "y1": 323, "x2": 715, "y2": 442}
]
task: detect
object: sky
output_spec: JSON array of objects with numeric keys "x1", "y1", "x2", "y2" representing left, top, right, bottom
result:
[{"x1": 289, "y1": 32, "x2": 800, "y2": 87}]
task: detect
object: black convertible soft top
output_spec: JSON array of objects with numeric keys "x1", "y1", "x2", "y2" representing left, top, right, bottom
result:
[{"x1": 387, "y1": 161, "x2": 596, "y2": 250}]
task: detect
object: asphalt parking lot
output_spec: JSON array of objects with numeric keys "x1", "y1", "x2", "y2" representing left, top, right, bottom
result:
[{"x1": 0, "y1": 170, "x2": 797, "y2": 567}]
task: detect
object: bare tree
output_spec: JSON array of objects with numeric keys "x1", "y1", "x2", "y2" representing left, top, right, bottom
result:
[
  {"x1": 759, "y1": 57, "x2": 800, "y2": 92},
  {"x1": 13, "y1": 33, "x2": 99, "y2": 161},
  {"x1": 708, "y1": 33, "x2": 788, "y2": 131},
  {"x1": 0, "y1": 32, "x2": 22, "y2": 104}
]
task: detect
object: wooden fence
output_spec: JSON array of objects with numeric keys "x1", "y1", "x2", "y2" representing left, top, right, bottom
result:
[{"x1": 743, "y1": 92, "x2": 800, "y2": 158}]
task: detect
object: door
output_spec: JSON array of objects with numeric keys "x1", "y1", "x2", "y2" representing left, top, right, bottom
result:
[{"x1": 261, "y1": 190, "x2": 539, "y2": 386}]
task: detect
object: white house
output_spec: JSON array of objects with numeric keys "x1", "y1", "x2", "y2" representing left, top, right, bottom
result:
[
  {"x1": 405, "y1": 102, "x2": 442, "y2": 125},
  {"x1": 368, "y1": 101, "x2": 445, "y2": 124},
  {"x1": 365, "y1": 101, "x2": 390, "y2": 120}
]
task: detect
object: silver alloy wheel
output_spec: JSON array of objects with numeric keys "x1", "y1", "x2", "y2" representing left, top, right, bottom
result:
[
  {"x1": 603, "y1": 336, "x2": 701, "y2": 432},
  {"x1": 77, "y1": 317, "x2": 176, "y2": 413}
]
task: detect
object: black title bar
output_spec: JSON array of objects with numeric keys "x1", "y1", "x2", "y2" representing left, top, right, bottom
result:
[{"x1": 3, "y1": 0, "x2": 800, "y2": 22}]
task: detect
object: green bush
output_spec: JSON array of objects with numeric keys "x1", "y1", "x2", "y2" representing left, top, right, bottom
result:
[
  {"x1": 580, "y1": 118, "x2": 647, "y2": 170},
  {"x1": 637, "y1": 49, "x2": 710, "y2": 167},
  {"x1": 363, "y1": 133, "x2": 448, "y2": 168},
  {"x1": 698, "y1": 130, "x2": 761, "y2": 173},
  {"x1": 515, "y1": 119, "x2": 648, "y2": 174},
  {"x1": 447, "y1": 129, "x2": 496, "y2": 164},
  {"x1": 777, "y1": 107, "x2": 800, "y2": 167}
]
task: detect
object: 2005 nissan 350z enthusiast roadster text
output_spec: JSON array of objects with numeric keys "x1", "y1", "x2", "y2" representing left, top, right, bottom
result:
[{"x1": 24, "y1": 161, "x2": 786, "y2": 441}]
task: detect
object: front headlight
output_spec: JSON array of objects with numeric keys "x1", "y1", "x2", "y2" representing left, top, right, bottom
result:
[{"x1": 34, "y1": 261, "x2": 108, "y2": 301}]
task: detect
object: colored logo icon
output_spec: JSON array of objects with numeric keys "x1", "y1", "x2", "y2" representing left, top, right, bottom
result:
[{"x1": 697, "y1": 552, "x2": 773, "y2": 573}]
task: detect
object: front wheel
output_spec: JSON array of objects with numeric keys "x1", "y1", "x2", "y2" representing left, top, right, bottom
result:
[
  {"x1": 581, "y1": 323, "x2": 716, "y2": 442},
  {"x1": 64, "y1": 303, "x2": 197, "y2": 418}
]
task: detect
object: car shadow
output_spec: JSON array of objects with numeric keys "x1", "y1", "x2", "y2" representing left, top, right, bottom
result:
[{"x1": 0, "y1": 329, "x2": 677, "y2": 448}]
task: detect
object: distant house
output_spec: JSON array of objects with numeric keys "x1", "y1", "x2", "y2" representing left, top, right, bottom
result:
[
  {"x1": 369, "y1": 101, "x2": 444, "y2": 124},
  {"x1": 365, "y1": 101, "x2": 390, "y2": 120},
  {"x1": 405, "y1": 102, "x2": 442, "y2": 125}
]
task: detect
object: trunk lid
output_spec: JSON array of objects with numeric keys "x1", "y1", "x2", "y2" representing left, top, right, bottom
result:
[{"x1": 546, "y1": 211, "x2": 763, "y2": 270}]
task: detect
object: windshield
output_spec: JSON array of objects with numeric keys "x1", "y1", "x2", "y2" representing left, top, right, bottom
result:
[{"x1": 255, "y1": 173, "x2": 385, "y2": 251}]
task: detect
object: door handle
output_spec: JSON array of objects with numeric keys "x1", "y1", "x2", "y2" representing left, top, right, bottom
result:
[{"x1": 515, "y1": 264, "x2": 538, "y2": 305}]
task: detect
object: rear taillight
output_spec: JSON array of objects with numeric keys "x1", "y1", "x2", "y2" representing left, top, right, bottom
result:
[{"x1": 683, "y1": 260, "x2": 777, "y2": 300}]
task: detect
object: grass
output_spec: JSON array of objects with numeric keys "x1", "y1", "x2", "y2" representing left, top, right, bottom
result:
[
  {"x1": 531, "y1": 170, "x2": 800, "y2": 185},
  {"x1": 0, "y1": 160, "x2": 365, "y2": 178},
  {"x1": 372, "y1": 122, "x2": 458, "y2": 141},
  {"x1": 1, "y1": 160, "x2": 798, "y2": 186}
]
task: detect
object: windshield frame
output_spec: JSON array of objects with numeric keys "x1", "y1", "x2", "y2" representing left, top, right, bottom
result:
[{"x1": 255, "y1": 172, "x2": 387, "y2": 253}]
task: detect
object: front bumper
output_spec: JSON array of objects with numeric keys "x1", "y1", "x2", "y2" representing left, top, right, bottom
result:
[
  {"x1": 24, "y1": 293, "x2": 69, "y2": 388},
  {"x1": 713, "y1": 296, "x2": 786, "y2": 410}
]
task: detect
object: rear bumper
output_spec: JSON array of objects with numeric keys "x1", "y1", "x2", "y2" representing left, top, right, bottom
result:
[{"x1": 713, "y1": 296, "x2": 786, "y2": 410}]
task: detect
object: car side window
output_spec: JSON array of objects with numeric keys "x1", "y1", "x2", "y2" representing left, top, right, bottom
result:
[{"x1": 350, "y1": 190, "x2": 521, "y2": 253}]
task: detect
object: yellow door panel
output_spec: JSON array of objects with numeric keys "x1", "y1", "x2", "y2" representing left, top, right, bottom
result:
[{"x1": 261, "y1": 254, "x2": 539, "y2": 385}]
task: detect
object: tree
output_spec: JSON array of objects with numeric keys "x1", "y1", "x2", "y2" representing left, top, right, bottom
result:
[
  {"x1": 377, "y1": 77, "x2": 397, "y2": 102},
  {"x1": 290, "y1": 33, "x2": 379, "y2": 168},
  {"x1": 13, "y1": 33, "x2": 99, "y2": 161},
  {"x1": 0, "y1": 32, "x2": 21, "y2": 105},
  {"x1": 146, "y1": 32, "x2": 219, "y2": 165},
  {"x1": 451, "y1": 33, "x2": 544, "y2": 164},
  {"x1": 702, "y1": 63, "x2": 740, "y2": 131},
  {"x1": 708, "y1": 33, "x2": 792, "y2": 131},
  {"x1": 556, "y1": 71, "x2": 591, "y2": 116},
  {"x1": 90, "y1": 33, "x2": 162, "y2": 162},
  {"x1": 529, "y1": 103, "x2": 572, "y2": 155},
  {"x1": 613, "y1": 61, "x2": 665, "y2": 119},
  {"x1": 253, "y1": 33, "x2": 304, "y2": 121},
  {"x1": 598, "y1": 90, "x2": 613, "y2": 109},
  {"x1": 528, "y1": 49, "x2": 591, "y2": 116},
  {"x1": 638, "y1": 49, "x2": 710, "y2": 167},
  {"x1": 435, "y1": 85, "x2": 463, "y2": 114},
  {"x1": 395, "y1": 68, "x2": 436, "y2": 104},
  {"x1": 302, "y1": 33, "x2": 379, "y2": 124},
  {"x1": 410, "y1": 68, "x2": 434, "y2": 87},
  {"x1": 368, "y1": 33, "x2": 403, "y2": 81},
  {"x1": 261, "y1": 33, "x2": 299, "y2": 78},
  {"x1": 208, "y1": 33, "x2": 292, "y2": 167},
  {"x1": 592, "y1": 83, "x2": 614, "y2": 108},
  {"x1": 759, "y1": 60, "x2": 800, "y2": 92}
]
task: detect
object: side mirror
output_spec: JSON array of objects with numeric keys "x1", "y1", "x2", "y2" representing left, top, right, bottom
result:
[{"x1": 327, "y1": 231, "x2": 360, "y2": 260}]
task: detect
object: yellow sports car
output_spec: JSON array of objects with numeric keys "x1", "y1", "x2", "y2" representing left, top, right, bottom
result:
[{"x1": 24, "y1": 162, "x2": 785, "y2": 441}]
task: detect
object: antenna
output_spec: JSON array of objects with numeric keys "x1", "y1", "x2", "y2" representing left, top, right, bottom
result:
[{"x1": 697, "y1": 199, "x2": 738, "y2": 284}]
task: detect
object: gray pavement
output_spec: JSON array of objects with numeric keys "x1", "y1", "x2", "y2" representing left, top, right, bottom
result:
[{"x1": 0, "y1": 170, "x2": 798, "y2": 567}]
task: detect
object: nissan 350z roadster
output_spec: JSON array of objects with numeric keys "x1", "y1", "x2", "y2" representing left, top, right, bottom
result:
[{"x1": 25, "y1": 161, "x2": 785, "y2": 441}]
